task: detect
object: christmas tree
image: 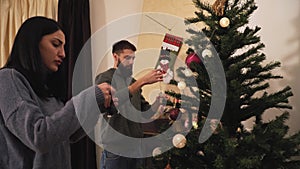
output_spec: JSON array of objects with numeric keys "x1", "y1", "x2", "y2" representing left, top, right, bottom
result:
[{"x1": 149, "y1": 0, "x2": 300, "y2": 168}]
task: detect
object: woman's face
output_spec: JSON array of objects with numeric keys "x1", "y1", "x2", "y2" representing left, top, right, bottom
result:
[{"x1": 39, "y1": 30, "x2": 65, "y2": 72}]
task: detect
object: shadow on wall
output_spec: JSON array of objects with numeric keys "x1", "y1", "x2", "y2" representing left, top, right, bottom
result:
[{"x1": 281, "y1": 7, "x2": 300, "y2": 134}]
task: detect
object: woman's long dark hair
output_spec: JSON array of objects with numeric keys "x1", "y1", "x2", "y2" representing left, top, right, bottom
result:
[{"x1": 4, "y1": 16, "x2": 67, "y2": 101}]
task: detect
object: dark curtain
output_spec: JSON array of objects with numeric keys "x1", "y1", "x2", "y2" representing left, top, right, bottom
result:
[{"x1": 57, "y1": 0, "x2": 97, "y2": 169}]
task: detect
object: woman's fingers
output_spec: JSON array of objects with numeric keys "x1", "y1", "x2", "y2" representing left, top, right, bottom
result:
[{"x1": 97, "y1": 83, "x2": 116, "y2": 108}]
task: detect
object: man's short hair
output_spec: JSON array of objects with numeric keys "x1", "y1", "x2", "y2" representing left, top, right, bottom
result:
[{"x1": 112, "y1": 40, "x2": 136, "y2": 54}]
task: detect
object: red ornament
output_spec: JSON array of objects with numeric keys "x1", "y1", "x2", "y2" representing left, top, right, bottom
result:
[
  {"x1": 165, "y1": 163, "x2": 172, "y2": 169},
  {"x1": 168, "y1": 108, "x2": 181, "y2": 121},
  {"x1": 185, "y1": 52, "x2": 201, "y2": 68}
]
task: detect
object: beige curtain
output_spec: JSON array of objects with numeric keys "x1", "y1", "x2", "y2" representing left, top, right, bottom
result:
[{"x1": 0, "y1": 0, "x2": 58, "y2": 67}]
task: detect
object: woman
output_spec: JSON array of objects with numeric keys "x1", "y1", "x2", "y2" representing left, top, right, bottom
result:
[{"x1": 0, "y1": 16, "x2": 114, "y2": 169}]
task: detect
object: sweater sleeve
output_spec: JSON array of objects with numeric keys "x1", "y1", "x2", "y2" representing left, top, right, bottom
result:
[
  {"x1": 69, "y1": 86, "x2": 105, "y2": 142},
  {"x1": 0, "y1": 69, "x2": 104, "y2": 153}
]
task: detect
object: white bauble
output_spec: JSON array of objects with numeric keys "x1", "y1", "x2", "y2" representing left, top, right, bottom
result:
[
  {"x1": 152, "y1": 147, "x2": 162, "y2": 157},
  {"x1": 219, "y1": 17, "x2": 230, "y2": 28},
  {"x1": 191, "y1": 86, "x2": 199, "y2": 92},
  {"x1": 177, "y1": 81, "x2": 186, "y2": 90},
  {"x1": 202, "y1": 49, "x2": 212, "y2": 58},
  {"x1": 172, "y1": 133, "x2": 187, "y2": 148},
  {"x1": 197, "y1": 150, "x2": 205, "y2": 156},
  {"x1": 183, "y1": 68, "x2": 193, "y2": 77}
]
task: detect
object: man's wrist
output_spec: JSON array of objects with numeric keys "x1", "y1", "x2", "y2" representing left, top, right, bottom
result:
[
  {"x1": 136, "y1": 78, "x2": 146, "y2": 87},
  {"x1": 129, "y1": 79, "x2": 144, "y2": 94}
]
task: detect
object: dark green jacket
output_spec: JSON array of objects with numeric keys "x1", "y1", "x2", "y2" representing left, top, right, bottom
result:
[{"x1": 95, "y1": 68, "x2": 153, "y2": 139}]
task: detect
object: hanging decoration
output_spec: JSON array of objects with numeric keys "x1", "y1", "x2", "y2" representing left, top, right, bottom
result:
[
  {"x1": 197, "y1": 150, "x2": 205, "y2": 156},
  {"x1": 172, "y1": 133, "x2": 187, "y2": 148},
  {"x1": 152, "y1": 147, "x2": 162, "y2": 157},
  {"x1": 192, "y1": 113, "x2": 199, "y2": 129},
  {"x1": 155, "y1": 33, "x2": 183, "y2": 84},
  {"x1": 212, "y1": 0, "x2": 228, "y2": 16},
  {"x1": 166, "y1": 98, "x2": 181, "y2": 121},
  {"x1": 165, "y1": 157, "x2": 172, "y2": 169},
  {"x1": 202, "y1": 49, "x2": 213, "y2": 58},
  {"x1": 236, "y1": 127, "x2": 242, "y2": 133},
  {"x1": 165, "y1": 163, "x2": 172, "y2": 169},
  {"x1": 183, "y1": 67, "x2": 193, "y2": 77},
  {"x1": 168, "y1": 107, "x2": 181, "y2": 121},
  {"x1": 209, "y1": 119, "x2": 223, "y2": 134},
  {"x1": 219, "y1": 17, "x2": 230, "y2": 28},
  {"x1": 185, "y1": 48, "x2": 201, "y2": 68},
  {"x1": 177, "y1": 81, "x2": 186, "y2": 90}
]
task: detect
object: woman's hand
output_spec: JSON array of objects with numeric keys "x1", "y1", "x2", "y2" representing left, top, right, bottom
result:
[
  {"x1": 112, "y1": 97, "x2": 119, "y2": 107},
  {"x1": 97, "y1": 83, "x2": 116, "y2": 108}
]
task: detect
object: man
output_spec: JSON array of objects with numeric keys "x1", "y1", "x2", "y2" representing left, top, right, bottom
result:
[{"x1": 95, "y1": 40, "x2": 164, "y2": 169}]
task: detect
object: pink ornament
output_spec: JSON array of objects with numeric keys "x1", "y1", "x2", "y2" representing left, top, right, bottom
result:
[{"x1": 185, "y1": 52, "x2": 201, "y2": 68}]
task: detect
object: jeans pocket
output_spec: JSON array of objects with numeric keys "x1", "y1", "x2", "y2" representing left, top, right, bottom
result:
[{"x1": 105, "y1": 151, "x2": 119, "y2": 160}]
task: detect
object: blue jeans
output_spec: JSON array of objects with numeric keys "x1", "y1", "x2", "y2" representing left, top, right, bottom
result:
[{"x1": 100, "y1": 150, "x2": 143, "y2": 169}]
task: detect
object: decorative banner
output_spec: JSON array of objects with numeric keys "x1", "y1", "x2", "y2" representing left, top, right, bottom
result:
[{"x1": 155, "y1": 33, "x2": 183, "y2": 83}]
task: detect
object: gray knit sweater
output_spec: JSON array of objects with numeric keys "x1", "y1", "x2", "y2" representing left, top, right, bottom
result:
[{"x1": 0, "y1": 68, "x2": 104, "y2": 169}]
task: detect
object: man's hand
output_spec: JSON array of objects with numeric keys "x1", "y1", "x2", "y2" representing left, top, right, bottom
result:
[
  {"x1": 128, "y1": 69, "x2": 163, "y2": 94},
  {"x1": 141, "y1": 69, "x2": 164, "y2": 85}
]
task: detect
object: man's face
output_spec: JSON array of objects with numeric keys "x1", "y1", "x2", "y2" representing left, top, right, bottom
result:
[{"x1": 116, "y1": 49, "x2": 135, "y2": 77}]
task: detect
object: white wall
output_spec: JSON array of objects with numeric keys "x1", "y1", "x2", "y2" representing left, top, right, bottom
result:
[
  {"x1": 247, "y1": 0, "x2": 300, "y2": 134},
  {"x1": 89, "y1": 0, "x2": 144, "y2": 77}
]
